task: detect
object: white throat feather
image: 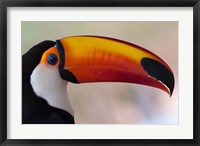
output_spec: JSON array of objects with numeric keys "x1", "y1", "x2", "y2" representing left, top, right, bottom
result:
[{"x1": 30, "y1": 64, "x2": 74, "y2": 116}]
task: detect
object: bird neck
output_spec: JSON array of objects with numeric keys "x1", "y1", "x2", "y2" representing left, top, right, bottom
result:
[{"x1": 30, "y1": 64, "x2": 74, "y2": 116}]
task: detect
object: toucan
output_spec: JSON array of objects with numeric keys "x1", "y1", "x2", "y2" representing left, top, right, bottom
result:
[{"x1": 22, "y1": 36, "x2": 175, "y2": 124}]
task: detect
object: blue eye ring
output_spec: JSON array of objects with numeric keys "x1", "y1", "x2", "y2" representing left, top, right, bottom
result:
[{"x1": 48, "y1": 54, "x2": 58, "y2": 65}]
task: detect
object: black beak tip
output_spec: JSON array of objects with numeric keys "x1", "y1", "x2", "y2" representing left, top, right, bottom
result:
[{"x1": 141, "y1": 57, "x2": 175, "y2": 97}]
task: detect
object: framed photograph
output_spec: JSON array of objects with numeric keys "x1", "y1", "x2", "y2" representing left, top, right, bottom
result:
[{"x1": 0, "y1": 0, "x2": 199, "y2": 145}]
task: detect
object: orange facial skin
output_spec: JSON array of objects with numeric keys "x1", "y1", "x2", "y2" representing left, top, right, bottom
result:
[{"x1": 40, "y1": 47, "x2": 60, "y2": 68}]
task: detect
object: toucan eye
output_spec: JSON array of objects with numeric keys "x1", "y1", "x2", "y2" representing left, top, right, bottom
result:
[{"x1": 48, "y1": 54, "x2": 58, "y2": 65}]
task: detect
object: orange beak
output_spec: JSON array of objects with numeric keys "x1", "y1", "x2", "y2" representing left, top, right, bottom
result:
[{"x1": 56, "y1": 36, "x2": 175, "y2": 96}]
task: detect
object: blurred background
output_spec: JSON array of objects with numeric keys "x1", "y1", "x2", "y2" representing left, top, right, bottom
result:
[{"x1": 22, "y1": 21, "x2": 178, "y2": 124}]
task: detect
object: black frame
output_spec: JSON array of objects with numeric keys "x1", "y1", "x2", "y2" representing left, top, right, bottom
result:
[{"x1": 0, "y1": 0, "x2": 199, "y2": 146}]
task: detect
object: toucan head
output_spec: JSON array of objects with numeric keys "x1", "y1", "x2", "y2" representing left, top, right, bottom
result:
[{"x1": 28, "y1": 36, "x2": 175, "y2": 117}]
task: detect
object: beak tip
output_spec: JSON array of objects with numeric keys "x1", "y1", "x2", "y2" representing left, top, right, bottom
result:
[
  {"x1": 169, "y1": 80, "x2": 175, "y2": 97},
  {"x1": 141, "y1": 57, "x2": 175, "y2": 97}
]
